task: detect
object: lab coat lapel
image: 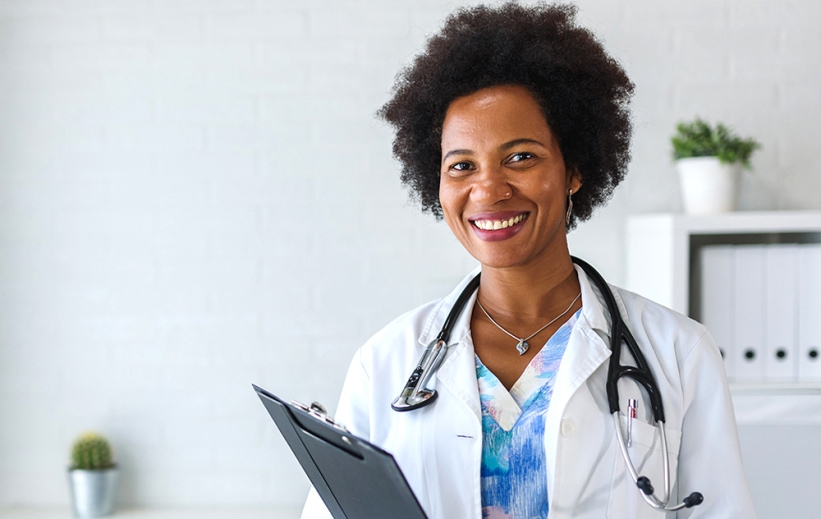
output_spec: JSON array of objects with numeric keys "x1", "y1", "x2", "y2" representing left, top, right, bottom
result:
[
  {"x1": 434, "y1": 291, "x2": 482, "y2": 421},
  {"x1": 543, "y1": 265, "x2": 612, "y2": 498},
  {"x1": 417, "y1": 269, "x2": 483, "y2": 421}
]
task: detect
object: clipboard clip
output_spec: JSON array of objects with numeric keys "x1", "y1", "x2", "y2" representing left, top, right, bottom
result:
[{"x1": 291, "y1": 400, "x2": 349, "y2": 432}]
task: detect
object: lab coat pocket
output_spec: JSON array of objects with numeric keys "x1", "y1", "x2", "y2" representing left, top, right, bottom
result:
[{"x1": 606, "y1": 414, "x2": 682, "y2": 518}]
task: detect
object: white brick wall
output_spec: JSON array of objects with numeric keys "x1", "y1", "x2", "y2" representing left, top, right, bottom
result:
[{"x1": 0, "y1": 0, "x2": 819, "y2": 509}]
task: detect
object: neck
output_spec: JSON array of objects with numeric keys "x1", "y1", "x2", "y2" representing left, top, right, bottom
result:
[{"x1": 477, "y1": 253, "x2": 580, "y2": 322}]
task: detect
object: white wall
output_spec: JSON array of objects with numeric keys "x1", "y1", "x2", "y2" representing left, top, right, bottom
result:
[{"x1": 0, "y1": 0, "x2": 819, "y2": 509}]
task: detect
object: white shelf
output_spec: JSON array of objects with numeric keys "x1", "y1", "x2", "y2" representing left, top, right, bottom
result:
[
  {"x1": 0, "y1": 507, "x2": 302, "y2": 519},
  {"x1": 626, "y1": 211, "x2": 821, "y2": 314},
  {"x1": 730, "y1": 382, "x2": 821, "y2": 395},
  {"x1": 648, "y1": 210, "x2": 821, "y2": 234}
]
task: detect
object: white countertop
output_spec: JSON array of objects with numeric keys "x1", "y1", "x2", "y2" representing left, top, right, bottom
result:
[{"x1": 0, "y1": 508, "x2": 302, "y2": 519}]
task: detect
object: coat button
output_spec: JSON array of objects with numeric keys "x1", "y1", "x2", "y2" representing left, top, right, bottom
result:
[{"x1": 560, "y1": 419, "x2": 576, "y2": 437}]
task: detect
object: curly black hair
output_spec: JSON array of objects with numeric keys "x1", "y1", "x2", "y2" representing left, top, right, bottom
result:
[{"x1": 378, "y1": 2, "x2": 634, "y2": 229}]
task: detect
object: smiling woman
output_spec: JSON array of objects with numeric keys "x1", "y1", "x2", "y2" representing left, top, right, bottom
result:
[
  {"x1": 301, "y1": 3, "x2": 756, "y2": 519},
  {"x1": 437, "y1": 85, "x2": 583, "y2": 389},
  {"x1": 439, "y1": 85, "x2": 579, "y2": 272}
]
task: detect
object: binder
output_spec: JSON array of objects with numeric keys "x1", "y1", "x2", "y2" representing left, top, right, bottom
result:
[
  {"x1": 733, "y1": 245, "x2": 766, "y2": 382},
  {"x1": 798, "y1": 244, "x2": 821, "y2": 381},
  {"x1": 252, "y1": 384, "x2": 428, "y2": 519},
  {"x1": 700, "y1": 245, "x2": 735, "y2": 379},
  {"x1": 764, "y1": 245, "x2": 798, "y2": 382}
]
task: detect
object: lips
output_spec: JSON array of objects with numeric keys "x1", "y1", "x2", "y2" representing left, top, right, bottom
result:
[
  {"x1": 468, "y1": 212, "x2": 529, "y2": 241},
  {"x1": 472, "y1": 213, "x2": 528, "y2": 230}
]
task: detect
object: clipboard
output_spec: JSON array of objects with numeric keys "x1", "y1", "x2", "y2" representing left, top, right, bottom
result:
[{"x1": 252, "y1": 384, "x2": 428, "y2": 519}]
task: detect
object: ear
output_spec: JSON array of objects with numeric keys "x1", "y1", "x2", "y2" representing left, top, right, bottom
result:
[{"x1": 567, "y1": 167, "x2": 583, "y2": 194}]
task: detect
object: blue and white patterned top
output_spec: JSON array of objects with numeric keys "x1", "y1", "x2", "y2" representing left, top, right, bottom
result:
[{"x1": 476, "y1": 309, "x2": 580, "y2": 519}]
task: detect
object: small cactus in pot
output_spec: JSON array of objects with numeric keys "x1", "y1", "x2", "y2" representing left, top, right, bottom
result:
[
  {"x1": 68, "y1": 432, "x2": 119, "y2": 518},
  {"x1": 71, "y1": 433, "x2": 115, "y2": 471}
]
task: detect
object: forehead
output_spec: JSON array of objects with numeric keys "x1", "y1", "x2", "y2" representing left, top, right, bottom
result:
[{"x1": 441, "y1": 85, "x2": 553, "y2": 146}]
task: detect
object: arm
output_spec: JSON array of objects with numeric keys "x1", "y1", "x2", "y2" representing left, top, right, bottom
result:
[
  {"x1": 300, "y1": 348, "x2": 372, "y2": 519},
  {"x1": 676, "y1": 331, "x2": 756, "y2": 518}
]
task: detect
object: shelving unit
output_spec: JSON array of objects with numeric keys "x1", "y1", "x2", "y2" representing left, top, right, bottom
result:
[
  {"x1": 625, "y1": 211, "x2": 821, "y2": 517},
  {"x1": 626, "y1": 211, "x2": 821, "y2": 391},
  {"x1": 625, "y1": 211, "x2": 821, "y2": 316}
]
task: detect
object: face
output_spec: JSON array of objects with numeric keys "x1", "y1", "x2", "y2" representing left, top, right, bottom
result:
[{"x1": 439, "y1": 85, "x2": 581, "y2": 270}]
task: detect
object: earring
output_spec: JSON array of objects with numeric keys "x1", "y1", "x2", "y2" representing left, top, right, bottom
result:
[{"x1": 565, "y1": 189, "x2": 574, "y2": 226}]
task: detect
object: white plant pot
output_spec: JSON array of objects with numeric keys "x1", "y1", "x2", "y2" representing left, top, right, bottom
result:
[
  {"x1": 676, "y1": 156, "x2": 741, "y2": 214},
  {"x1": 68, "y1": 467, "x2": 118, "y2": 518}
]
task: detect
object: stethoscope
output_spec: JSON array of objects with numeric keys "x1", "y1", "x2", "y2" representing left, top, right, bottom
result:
[{"x1": 391, "y1": 256, "x2": 703, "y2": 512}]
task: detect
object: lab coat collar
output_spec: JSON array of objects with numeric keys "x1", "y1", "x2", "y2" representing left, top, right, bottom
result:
[
  {"x1": 417, "y1": 265, "x2": 481, "y2": 349},
  {"x1": 414, "y1": 262, "x2": 621, "y2": 424},
  {"x1": 416, "y1": 263, "x2": 616, "y2": 347},
  {"x1": 544, "y1": 264, "x2": 615, "y2": 405},
  {"x1": 415, "y1": 266, "x2": 483, "y2": 420},
  {"x1": 575, "y1": 263, "x2": 612, "y2": 333}
]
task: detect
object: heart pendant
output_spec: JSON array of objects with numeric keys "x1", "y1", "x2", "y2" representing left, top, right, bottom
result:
[{"x1": 516, "y1": 340, "x2": 529, "y2": 355}]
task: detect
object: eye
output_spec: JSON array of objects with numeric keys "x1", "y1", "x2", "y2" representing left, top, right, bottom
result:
[
  {"x1": 508, "y1": 151, "x2": 535, "y2": 163},
  {"x1": 446, "y1": 161, "x2": 474, "y2": 175}
]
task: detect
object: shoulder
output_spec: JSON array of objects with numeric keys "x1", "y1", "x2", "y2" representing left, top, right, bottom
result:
[
  {"x1": 608, "y1": 285, "x2": 730, "y2": 427},
  {"x1": 357, "y1": 268, "x2": 481, "y2": 368},
  {"x1": 610, "y1": 285, "x2": 714, "y2": 361},
  {"x1": 613, "y1": 285, "x2": 702, "y2": 330},
  {"x1": 358, "y1": 298, "x2": 444, "y2": 362}
]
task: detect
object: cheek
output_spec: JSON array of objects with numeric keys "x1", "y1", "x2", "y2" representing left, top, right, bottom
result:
[
  {"x1": 534, "y1": 170, "x2": 568, "y2": 203},
  {"x1": 438, "y1": 179, "x2": 467, "y2": 234},
  {"x1": 438, "y1": 178, "x2": 458, "y2": 216}
]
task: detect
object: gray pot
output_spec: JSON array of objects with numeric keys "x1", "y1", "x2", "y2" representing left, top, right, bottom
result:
[{"x1": 68, "y1": 466, "x2": 118, "y2": 518}]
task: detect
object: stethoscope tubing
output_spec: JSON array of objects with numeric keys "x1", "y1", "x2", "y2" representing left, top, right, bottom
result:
[
  {"x1": 391, "y1": 274, "x2": 480, "y2": 412},
  {"x1": 391, "y1": 257, "x2": 703, "y2": 510}
]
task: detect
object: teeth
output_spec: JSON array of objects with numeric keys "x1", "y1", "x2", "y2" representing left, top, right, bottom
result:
[{"x1": 474, "y1": 214, "x2": 527, "y2": 230}]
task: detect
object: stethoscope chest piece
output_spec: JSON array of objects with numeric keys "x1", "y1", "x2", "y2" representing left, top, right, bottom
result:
[
  {"x1": 391, "y1": 338, "x2": 448, "y2": 412},
  {"x1": 392, "y1": 273, "x2": 482, "y2": 412},
  {"x1": 391, "y1": 386, "x2": 438, "y2": 412}
]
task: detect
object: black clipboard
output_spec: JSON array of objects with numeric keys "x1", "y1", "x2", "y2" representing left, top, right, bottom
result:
[{"x1": 252, "y1": 384, "x2": 428, "y2": 519}]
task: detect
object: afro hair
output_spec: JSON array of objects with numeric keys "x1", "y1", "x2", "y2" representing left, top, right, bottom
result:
[{"x1": 378, "y1": 2, "x2": 634, "y2": 229}]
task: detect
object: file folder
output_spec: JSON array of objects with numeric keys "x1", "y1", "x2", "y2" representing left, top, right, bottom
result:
[
  {"x1": 798, "y1": 244, "x2": 821, "y2": 381},
  {"x1": 252, "y1": 384, "x2": 428, "y2": 519},
  {"x1": 733, "y1": 245, "x2": 766, "y2": 382},
  {"x1": 764, "y1": 245, "x2": 798, "y2": 382},
  {"x1": 700, "y1": 245, "x2": 735, "y2": 379}
]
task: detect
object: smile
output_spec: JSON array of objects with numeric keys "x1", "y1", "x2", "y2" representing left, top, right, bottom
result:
[{"x1": 472, "y1": 213, "x2": 528, "y2": 231}]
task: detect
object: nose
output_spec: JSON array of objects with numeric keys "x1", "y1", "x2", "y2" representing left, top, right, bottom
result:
[{"x1": 471, "y1": 165, "x2": 513, "y2": 204}]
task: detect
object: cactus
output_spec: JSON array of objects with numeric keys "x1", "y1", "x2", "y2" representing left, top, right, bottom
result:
[{"x1": 70, "y1": 432, "x2": 115, "y2": 471}]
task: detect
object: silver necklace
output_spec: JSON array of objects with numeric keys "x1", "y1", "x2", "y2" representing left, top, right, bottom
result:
[{"x1": 476, "y1": 292, "x2": 582, "y2": 355}]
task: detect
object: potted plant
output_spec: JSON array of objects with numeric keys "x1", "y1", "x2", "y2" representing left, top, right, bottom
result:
[
  {"x1": 671, "y1": 118, "x2": 761, "y2": 214},
  {"x1": 68, "y1": 432, "x2": 119, "y2": 518}
]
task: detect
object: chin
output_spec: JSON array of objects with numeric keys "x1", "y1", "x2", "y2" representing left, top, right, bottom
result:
[{"x1": 470, "y1": 252, "x2": 530, "y2": 270}]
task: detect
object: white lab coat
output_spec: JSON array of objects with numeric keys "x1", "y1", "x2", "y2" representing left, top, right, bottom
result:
[{"x1": 302, "y1": 265, "x2": 756, "y2": 518}]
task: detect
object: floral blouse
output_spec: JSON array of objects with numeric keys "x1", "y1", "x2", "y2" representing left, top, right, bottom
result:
[{"x1": 475, "y1": 309, "x2": 580, "y2": 519}]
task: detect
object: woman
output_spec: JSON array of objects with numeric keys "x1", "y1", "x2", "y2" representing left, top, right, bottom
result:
[{"x1": 303, "y1": 3, "x2": 755, "y2": 518}]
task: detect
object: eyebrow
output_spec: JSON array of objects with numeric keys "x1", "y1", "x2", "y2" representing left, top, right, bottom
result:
[
  {"x1": 501, "y1": 138, "x2": 545, "y2": 150},
  {"x1": 441, "y1": 138, "x2": 546, "y2": 163}
]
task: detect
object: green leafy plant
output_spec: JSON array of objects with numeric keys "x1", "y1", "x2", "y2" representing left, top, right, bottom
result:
[
  {"x1": 671, "y1": 118, "x2": 761, "y2": 168},
  {"x1": 70, "y1": 432, "x2": 115, "y2": 471}
]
